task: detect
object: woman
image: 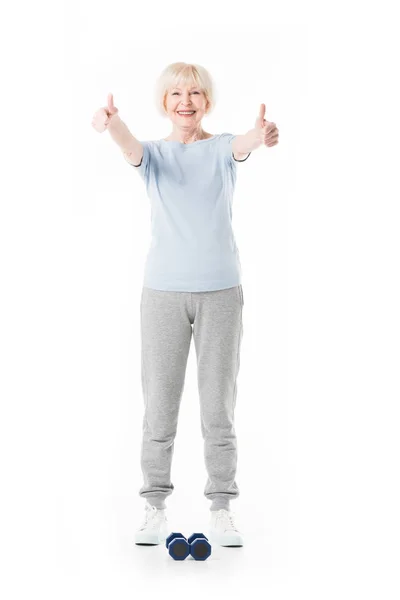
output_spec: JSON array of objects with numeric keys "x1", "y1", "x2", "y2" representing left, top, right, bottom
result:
[{"x1": 92, "y1": 62, "x2": 279, "y2": 548}]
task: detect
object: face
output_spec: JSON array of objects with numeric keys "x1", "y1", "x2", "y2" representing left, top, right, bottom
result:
[{"x1": 164, "y1": 83, "x2": 209, "y2": 128}]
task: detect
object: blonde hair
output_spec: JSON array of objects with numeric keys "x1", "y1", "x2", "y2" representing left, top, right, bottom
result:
[{"x1": 154, "y1": 62, "x2": 216, "y2": 118}]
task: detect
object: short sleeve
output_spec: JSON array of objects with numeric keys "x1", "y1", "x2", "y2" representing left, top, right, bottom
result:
[
  {"x1": 218, "y1": 133, "x2": 251, "y2": 164},
  {"x1": 124, "y1": 140, "x2": 152, "y2": 184}
]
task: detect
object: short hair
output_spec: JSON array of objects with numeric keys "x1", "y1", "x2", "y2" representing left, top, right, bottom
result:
[{"x1": 154, "y1": 62, "x2": 216, "y2": 118}]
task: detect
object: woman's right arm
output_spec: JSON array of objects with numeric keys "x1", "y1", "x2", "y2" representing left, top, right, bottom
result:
[
  {"x1": 107, "y1": 115, "x2": 144, "y2": 167},
  {"x1": 91, "y1": 94, "x2": 143, "y2": 166}
]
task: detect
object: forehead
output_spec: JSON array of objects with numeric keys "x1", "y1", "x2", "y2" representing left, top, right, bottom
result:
[{"x1": 171, "y1": 84, "x2": 200, "y2": 90}]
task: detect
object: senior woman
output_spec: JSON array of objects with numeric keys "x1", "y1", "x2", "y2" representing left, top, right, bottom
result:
[{"x1": 92, "y1": 62, "x2": 279, "y2": 548}]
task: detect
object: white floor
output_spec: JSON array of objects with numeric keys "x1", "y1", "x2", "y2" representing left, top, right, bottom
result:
[{"x1": 55, "y1": 494, "x2": 292, "y2": 597}]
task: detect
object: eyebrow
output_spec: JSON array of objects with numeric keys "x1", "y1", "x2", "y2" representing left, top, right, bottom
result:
[{"x1": 172, "y1": 87, "x2": 199, "y2": 90}]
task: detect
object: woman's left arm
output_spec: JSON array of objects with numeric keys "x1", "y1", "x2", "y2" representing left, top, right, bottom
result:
[{"x1": 232, "y1": 103, "x2": 279, "y2": 157}]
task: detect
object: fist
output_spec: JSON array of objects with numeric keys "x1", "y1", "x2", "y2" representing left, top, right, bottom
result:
[
  {"x1": 91, "y1": 93, "x2": 119, "y2": 133},
  {"x1": 255, "y1": 103, "x2": 279, "y2": 147}
]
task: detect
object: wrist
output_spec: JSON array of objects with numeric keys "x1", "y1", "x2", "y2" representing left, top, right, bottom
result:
[
  {"x1": 106, "y1": 113, "x2": 121, "y2": 131},
  {"x1": 242, "y1": 128, "x2": 260, "y2": 152}
]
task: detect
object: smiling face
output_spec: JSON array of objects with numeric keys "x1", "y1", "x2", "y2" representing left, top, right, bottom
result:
[{"x1": 164, "y1": 84, "x2": 210, "y2": 130}]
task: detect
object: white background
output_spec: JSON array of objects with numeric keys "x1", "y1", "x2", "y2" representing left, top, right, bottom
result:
[{"x1": 1, "y1": 0, "x2": 399, "y2": 598}]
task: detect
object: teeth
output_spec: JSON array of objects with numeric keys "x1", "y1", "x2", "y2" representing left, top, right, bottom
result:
[{"x1": 178, "y1": 111, "x2": 195, "y2": 114}]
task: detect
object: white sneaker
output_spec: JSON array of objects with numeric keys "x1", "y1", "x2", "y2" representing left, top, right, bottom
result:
[
  {"x1": 209, "y1": 508, "x2": 244, "y2": 547},
  {"x1": 135, "y1": 501, "x2": 169, "y2": 545}
]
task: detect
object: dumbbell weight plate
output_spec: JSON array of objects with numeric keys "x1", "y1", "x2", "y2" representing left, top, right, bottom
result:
[
  {"x1": 166, "y1": 532, "x2": 190, "y2": 560},
  {"x1": 188, "y1": 532, "x2": 212, "y2": 561}
]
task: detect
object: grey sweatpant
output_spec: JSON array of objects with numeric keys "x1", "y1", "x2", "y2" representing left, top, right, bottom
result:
[{"x1": 139, "y1": 284, "x2": 244, "y2": 512}]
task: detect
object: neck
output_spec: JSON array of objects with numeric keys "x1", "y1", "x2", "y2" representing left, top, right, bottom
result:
[{"x1": 168, "y1": 125, "x2": 208, "y2": 144}]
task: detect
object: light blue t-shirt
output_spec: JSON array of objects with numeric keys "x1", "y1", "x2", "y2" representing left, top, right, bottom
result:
[{"x1": 126, "y1": 133, "x2": 250, "y2": 292}]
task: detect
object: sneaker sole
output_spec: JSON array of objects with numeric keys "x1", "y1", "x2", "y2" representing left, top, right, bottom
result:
[
  {"x1": 135, "y1": 531, "x2": 168, "y2": 545},
  {"x1": 208, "y1": 530, "x2": 244, "y2": 547}
]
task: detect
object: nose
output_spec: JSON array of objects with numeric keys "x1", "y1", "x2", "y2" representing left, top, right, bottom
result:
[{"x1": 179, "y1": 93, "x2": 193, "y2": 106}]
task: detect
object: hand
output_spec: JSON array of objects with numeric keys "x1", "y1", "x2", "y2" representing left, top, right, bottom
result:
[
  {"x1": 91, "y1": 93, "x2": 119, "y2": 133},
  {"x1": 251, "y1": 103, "x2": 279, "y2": 149}
]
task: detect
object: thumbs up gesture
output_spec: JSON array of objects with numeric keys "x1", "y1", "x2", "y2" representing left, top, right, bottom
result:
[
  {"x1": 244, "y1": 104, "x2": 279, "y2": 151},
  {"x1": 91, "y1": 93, "x2": 119, "y2": 133}
]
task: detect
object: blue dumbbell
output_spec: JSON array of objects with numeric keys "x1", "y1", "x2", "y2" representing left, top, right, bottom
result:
[
  {"x1": 187, "y1": 533, "x2": 212, "y2": 561},
  {"x1": 166, "y1": 532, "x2": 212, "y2": 561},
  {"x1": 166, "y1": 532, "x2": 190, "y2": 560}
]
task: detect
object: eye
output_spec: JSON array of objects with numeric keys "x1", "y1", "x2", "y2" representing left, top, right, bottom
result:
[{"x1": 172, "y1": 91, "x2": 200, "y2": 95}]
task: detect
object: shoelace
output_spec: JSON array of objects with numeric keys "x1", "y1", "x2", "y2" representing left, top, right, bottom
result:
[{"x1": 140, "y1": 504, "x2": 167, "y2": 530}]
